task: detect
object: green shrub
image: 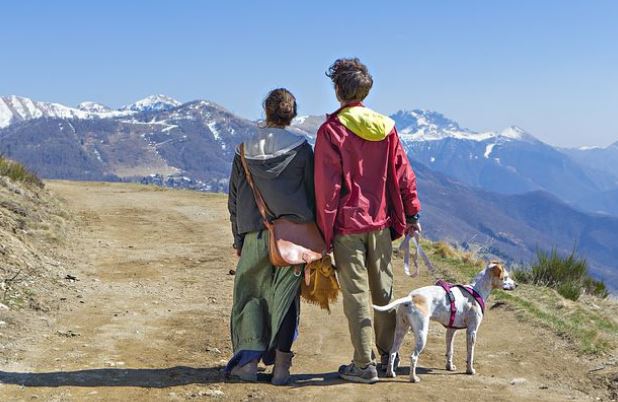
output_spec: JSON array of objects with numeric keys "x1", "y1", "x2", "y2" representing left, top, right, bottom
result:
[
  {"x1": 512, "y1": 268, "x2": 532, "y2": 284},
  {"x1": 531, "y1": 248, "x2": 586, "y2": 288},
  {"x1": 582, "y1": 277, "x2": 609, "y2": 299},
  {"x1": 0, "y1": 156, "x2": 43, "y2": 188},
  {"x1": 530, "y1": 248, "x2": 607, "y2": 301},
  {"x1": 556, "y1": 281, "x2": 582, "y2": 301}
]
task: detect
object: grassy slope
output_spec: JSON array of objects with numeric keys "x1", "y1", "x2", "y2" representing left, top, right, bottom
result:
[
  {"x1": 418, "y1": 240, "x2": 618, "y2": 356},
  {"x1": 0, "y1": 162, "x2": 71, "y2": 311}
]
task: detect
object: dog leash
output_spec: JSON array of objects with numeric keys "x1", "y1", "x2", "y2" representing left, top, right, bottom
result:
[{"x1": 398, "y1": 231, "x2": 436, "y2": 277}]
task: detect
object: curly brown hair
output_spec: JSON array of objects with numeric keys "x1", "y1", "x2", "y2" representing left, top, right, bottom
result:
[
  {"x1": 263, "y1": 88, "x2": 297, "y2": 127},
  {"x1": 326, "y1": 58, "x2": 373, "y2": 102}
]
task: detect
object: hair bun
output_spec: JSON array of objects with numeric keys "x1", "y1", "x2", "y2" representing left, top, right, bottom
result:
[
  {"x1": 279, "y1": 102, "x2": 293, "y2": 115},
  {"x1": 263, "y1": 88, "x2": 297, "y2": 126}
]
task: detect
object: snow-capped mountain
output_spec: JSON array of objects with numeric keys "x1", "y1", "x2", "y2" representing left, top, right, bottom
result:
[
  {"x1": 77, "y1": 101, "x2": 112, "y2": 113},
  {"x1": 390, "y1": 110, "x2": 617, "y2": 208},
  {"x1": 393, "y1": 109, "x2": 472, "y2": 140},
  {"x1": 0, "y1": 94, "x2": 182, "y2": 129},
  {"x1": 0, "y1": 95, "x2": 92, "y2": 128},
  {"x1": 393, "y1": 109, "x2": 538, "y2": 143},
  {"x1": 121, "y1": 94, "x2": 181, "y2": 113},
  {"x1": 291, "y1": 115, "x2": 325, "y2": 140},
  {"x1": 0, "y1": 95, "x2": 257, "y2": 192},
  {"x1": 561, "y1": 141, "x2": 618, "y2": 215},
  {"x1": 562, "y1": 141, "x2": 618, "y2": 179}
]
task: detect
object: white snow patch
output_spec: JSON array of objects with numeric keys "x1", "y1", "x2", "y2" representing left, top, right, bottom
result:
[
  {"x1": 161, "y1": 124, "x2": 178, "y2": 133},
  {"x1": 399, "y1": 126, "x2": 496, "y2": 142},
  {"x1": 92, "y1": 148, "x2": 103, "y2": 162},
  {"x1": 154, "y1": 138, "x2": 176, "y2": 147},
  {"x1": 484, "y1": 143, "x2": 496, "y2": 158},
  {"x1": 121, "y1": 94, "x2": 181, "y2": 112},
  {"x1": 293, "y1": 115, "x2": 308, "y2": 125},
  {"x1": 0, "y1": 99, "x2": 13, "y2": 127},
  {"x1": 500, "y1": 126, "x2": 523, "y2": 140},
  {"x1": 208, "y1": 121, "x2": 221, "y2": 141},
  {"x1": 78, "y1": 101, "x2": 111, "y2": 113}
]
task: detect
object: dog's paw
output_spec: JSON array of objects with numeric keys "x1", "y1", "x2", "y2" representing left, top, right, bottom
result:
[
  {"x1": 410, "y1": 375, "x2": 421, "y2": 383},
  {"x1": 446, "y1": 363, "x2": 457, "y2": 371},
  {"x1": 386, "y1": 369, "x2": 396, "y2": 378},
  {"x1": 466, "y1": 367, "x2": 476, "y2": 375}
]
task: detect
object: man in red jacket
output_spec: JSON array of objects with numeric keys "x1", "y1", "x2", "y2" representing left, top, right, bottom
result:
[{"x1": 314, "y1": 58, "x2": 422, "y2": 384}]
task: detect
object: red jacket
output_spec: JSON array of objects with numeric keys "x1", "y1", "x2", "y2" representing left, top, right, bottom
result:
[{"x1": 314, "y1": 103, "x2": 421, "y2": 250}]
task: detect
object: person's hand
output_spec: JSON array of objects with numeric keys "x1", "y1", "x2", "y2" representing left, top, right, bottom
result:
[
  {"x1": 406, "y1": 221, "x2": 422, "y2": 235},
  {"x1": 233, "y1": 244, "x2": 242, "y2": 257}
]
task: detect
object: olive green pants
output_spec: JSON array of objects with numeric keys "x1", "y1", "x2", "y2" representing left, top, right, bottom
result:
[
  {"x1": 230, "y1": 231, "x2": 301, "y2": 355},
  {"x1": 334, "y1": 228, "x2": 396, "y2": 368}
]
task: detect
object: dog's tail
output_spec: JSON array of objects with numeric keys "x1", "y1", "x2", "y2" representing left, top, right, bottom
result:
[{"x1": 373, "y1": 296, "x2": 412, "y2": 312}]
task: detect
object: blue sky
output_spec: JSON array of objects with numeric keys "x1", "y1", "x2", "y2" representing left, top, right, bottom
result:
[{"x1": 1, "y1": 0, "x2": 617, "y2": 147}]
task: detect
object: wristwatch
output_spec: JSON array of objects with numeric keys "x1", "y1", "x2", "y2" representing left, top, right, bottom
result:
[{"x1": 406, "y1": 213, "x2": 421, "y2": 223}]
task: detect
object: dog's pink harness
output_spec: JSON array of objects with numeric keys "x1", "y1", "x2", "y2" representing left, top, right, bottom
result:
[{"x1": 435, "y1": 279, "x2": 486, "y2": 329}]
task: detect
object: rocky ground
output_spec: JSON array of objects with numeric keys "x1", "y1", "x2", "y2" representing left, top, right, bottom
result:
[{"x1": 0, "y1": 181, "x2": 615, "y2": 401}]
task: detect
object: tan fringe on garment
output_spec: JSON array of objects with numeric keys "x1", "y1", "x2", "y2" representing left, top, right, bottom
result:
[{"x1": 301, "y1": 256, "x2": 340, "y2": 313}]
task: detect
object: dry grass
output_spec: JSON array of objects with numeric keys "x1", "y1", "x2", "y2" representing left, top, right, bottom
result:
[
  {"x1": 421, "y1": 239, "x2": 617, "y2": 355},
  {"x1": 425, "y1": 240, "x2": 484, "y2": 269},
  {"x1": 0, "y1": 170, "x2": 72, "y2": 311},
  {"x1": 433, "y1": 241, "x2": 457, "y2": 259},
  {"x1": 0, "y1": 156, "x2": 43, "y2": 188}
]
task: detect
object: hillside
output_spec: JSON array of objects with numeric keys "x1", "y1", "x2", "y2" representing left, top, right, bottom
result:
[
  {"x1": 563, "y1": 144, "x2": 618, "y2": 215},
  {"x1": 413, "y1": 162, "x2": 618, "y2": 291},
  {"x1": 0, "y1": 158, "x2": 75, "y2": 364},
  {"x1": 0, "y1": 181, "x2": 615, "y2": 401},
  {"x1": 0, "y1": 100, "x2": 256, "y2": 191},
  {"x1": 297, "y1": 111, "x2": 618, "y2": 213}
]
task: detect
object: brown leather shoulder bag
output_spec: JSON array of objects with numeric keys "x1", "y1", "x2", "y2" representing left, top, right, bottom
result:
[{"x1": 239, "y1": 144, "x2": 325, "y2": 267}]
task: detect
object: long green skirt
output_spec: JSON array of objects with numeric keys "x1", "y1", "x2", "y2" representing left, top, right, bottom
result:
[{"x1": 228, "y1": 230, "x2": 301, "y2": 367}]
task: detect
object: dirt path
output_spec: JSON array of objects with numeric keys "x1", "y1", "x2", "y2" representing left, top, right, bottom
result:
[{"x1": 0, "y1": 181, "x2": 610, "y2": 401}]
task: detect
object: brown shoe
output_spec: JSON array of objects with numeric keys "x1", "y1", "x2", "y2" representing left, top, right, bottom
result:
[
  {"x1": 271, "y1": 350, "x2": 294, "y2": 385},
  {"x1": 229, "y1": 359, "x2": 258, "y2": 382}
]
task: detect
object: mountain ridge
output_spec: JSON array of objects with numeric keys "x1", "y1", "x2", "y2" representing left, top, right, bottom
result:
[{"x1": 1, "y1": 95, "x2": 617, "y2": 289}]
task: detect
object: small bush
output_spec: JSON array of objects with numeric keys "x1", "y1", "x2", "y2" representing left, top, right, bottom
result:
[
  {"x1": 556, "y1": 281, "x2": 582, "y2": 301},
  {"x1": 530, "y1": 248, "x2": 607, "y2": 301},
  {"x1": 0, "y1": 156, "x2": 43, "y2": 188},
  {"x1": 512, "y1": 268, "x2": 532, "y2": 284},
  {"x1": 582, "y1": 277, "x2": 609, "y2": 299}
]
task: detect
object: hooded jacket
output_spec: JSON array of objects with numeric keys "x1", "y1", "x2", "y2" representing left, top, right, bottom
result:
[
  {"x1": 314, "y1": 102, "x2": 421, "y2": 250},
  {"x1": 228, "y1": 127, "x2": 315, "y2": 250}
]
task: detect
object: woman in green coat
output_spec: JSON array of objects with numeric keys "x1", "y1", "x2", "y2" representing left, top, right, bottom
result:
[{"x1": 225, "y1": 88, "x2": 315, "y2": 385}]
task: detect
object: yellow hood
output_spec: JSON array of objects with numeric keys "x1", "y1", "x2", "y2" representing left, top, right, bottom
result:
[{"x1": 337, "y1": 106, "x2": 395, "y2": 141}]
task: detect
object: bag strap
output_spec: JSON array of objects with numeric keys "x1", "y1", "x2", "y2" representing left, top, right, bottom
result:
[{"x1": 239, "y1": 143, "x2": 273, "y2": 223}]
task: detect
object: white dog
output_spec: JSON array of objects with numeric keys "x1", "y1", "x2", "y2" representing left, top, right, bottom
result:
[{"x1": 373, "y1": 262, "x2": 516, "y2": 382}]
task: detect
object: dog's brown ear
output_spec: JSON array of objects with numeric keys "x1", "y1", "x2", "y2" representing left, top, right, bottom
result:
[{"x1": 489, "y1": 263, "x2": 505, "y2": 280}]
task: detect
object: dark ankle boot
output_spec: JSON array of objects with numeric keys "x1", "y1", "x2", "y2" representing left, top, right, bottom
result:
[
  {"x1": 229, "y1": 359, "x2": 258, "y2": 382},
  {"x1": 271, "y1": 350, "x2": 293, "y2": 385}
]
